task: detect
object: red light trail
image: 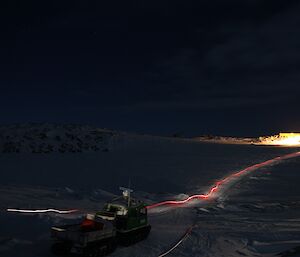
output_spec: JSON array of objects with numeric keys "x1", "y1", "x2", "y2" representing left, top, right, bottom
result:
[
  {"x1": 147, "y1": 151, "x2": 300, "y2": 210},
  {"x1": 6, "y1": 152, "x2": 300, "y2": 214}
]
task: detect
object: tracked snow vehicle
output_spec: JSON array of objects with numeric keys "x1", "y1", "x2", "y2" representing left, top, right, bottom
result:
[{"x1": 51, "y1": 187, "x2": 151, "y2": 256}]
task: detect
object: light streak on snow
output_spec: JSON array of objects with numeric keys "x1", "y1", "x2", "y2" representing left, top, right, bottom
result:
[
  {"x1": 157, "y1": 225, "x2": 194, "y2": 257},
  {"x1": 7, "y1": 208, "x2": 78, "y2": 214},
  {"x1": 147, "y1": 151, "x2": 300, "y2": 209}
]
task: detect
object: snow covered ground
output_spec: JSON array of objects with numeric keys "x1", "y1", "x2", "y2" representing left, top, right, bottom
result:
[
  {"x1": 0, "y1": 124, "x2": 299, "y2": 257},
  {"x1": 181, "y1": 156, "x2": 300, "y2": 257}
]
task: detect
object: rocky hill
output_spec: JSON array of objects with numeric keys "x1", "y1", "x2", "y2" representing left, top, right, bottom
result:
[{"x1": 0, "y1": 123, "x2": 116, "y2": 153}]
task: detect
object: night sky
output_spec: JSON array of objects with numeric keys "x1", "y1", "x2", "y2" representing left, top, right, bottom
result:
[{"x1": 1, "y1": 0, "x2": 300, "y2": 136}]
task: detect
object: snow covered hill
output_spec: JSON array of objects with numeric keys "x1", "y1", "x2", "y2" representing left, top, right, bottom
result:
[{"x1": 0, "y1": 123, "x2": 115, "y2": 154}]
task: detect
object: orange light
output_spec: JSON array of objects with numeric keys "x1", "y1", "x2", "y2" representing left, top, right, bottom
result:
[{"x1": 259, "y1": 133, "x2": 300, "y2": 146}]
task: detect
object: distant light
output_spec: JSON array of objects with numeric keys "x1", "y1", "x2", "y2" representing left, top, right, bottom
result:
[{"x1": 259, "y1": 133, "x2": 300, "y2": 146}]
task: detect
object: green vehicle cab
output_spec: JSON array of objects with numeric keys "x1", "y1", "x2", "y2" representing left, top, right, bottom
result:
[{"x1": 96, "y1": 187, "x2": 151, "y2": 246}]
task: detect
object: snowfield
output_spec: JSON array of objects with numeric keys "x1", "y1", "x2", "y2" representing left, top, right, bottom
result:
[{"x1": 0, "y1": 124, "x2": 299, "y2": 257}]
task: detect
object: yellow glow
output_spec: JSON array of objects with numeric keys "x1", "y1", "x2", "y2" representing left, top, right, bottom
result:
[{"x1": 259, "y1": 133, "x2": 300, "y2": 146}]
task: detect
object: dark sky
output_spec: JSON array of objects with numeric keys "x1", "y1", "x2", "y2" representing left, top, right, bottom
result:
[{"x1": 0, "y1": 0, "x2": 300, "y2": 136}]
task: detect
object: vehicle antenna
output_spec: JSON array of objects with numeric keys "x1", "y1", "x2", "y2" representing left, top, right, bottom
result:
[{"x1": 128, "y1": 178, "x2": 131, "y2": 207}]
